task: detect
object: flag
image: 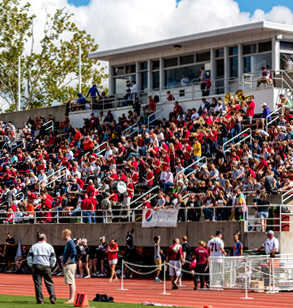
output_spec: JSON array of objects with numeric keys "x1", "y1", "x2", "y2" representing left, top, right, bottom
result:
[{"x1": 14, "y1": 241, "x2": 22, "y2": 261}]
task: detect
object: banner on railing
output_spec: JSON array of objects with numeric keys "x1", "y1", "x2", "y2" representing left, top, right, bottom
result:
[{"x1": 142, "y1": 208, "x2": 178, "y2": 228}]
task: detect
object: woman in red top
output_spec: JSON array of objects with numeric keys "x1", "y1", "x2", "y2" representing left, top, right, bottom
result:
[
  {"x1": 106, "y1": 239, "x2": 119, "y2": 282},
  {"x1": 193, "y1": 241, "x2": 209, "y2": 290}
]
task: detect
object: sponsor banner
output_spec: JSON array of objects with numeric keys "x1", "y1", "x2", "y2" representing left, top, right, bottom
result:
[{"x1": 142, "y1": 208, "x2": 178, "y2": 228}]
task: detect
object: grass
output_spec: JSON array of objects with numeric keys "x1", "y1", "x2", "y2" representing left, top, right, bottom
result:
[{"x1": 0, "y1": 294, "x2": 145, "y2": 308}]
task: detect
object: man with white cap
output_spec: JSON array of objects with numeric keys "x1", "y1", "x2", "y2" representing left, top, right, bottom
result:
[
  {"x1": 256, "y1": 103, "x2": 271, "y2": 130},
  {"x1": 254, "y1": 230, "x2": 279, "y2": 255}
]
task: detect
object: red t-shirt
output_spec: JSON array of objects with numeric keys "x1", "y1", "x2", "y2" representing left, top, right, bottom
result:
[
  {"x1": 126, "y1": 182, "x2": 134, "y2": 198},
  {"x1": 194, "y1": 247, "x2": 209, "y2": 265},
  {"x1": 81, "y1": 198, "x2": 93, "y2": 210},
  {"x1": 167, "y1": 244, "x2": 183, "y2": 261},
  {"x1": 246, "y1": 100, "x2": 255, "y2": 117},
  {"x1": 146, "y1": 170, "x2": 154, "y2": 186},
  {"x1": 107, "y1": 243, "x2": 118, "y2": 260}
]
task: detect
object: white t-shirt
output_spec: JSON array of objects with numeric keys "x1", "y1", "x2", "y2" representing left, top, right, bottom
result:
[
  {"x1": 208, "y1": 237, "x2": 225, "y2": 257},
  {"x1": 262, "y1": 237, "x2": 279, "y2": 254}
]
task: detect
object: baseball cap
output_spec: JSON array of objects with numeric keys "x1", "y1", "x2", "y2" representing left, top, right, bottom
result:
[
  {"x1": 216, "y1": 230, "x2": 223, "y2": 236},
  {"x1": 261, "y1": 102, "x2": 267, "y2": 107},
  {"x1": 267, "y1": 230, "x2": 274, "y2": 235},
  {"x1": 99, "y1": 236, "x2": 105, "y2": 240}
]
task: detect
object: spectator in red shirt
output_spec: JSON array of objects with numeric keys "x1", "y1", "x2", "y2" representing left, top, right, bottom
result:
[
  {"x1": 244, "y1": 96, "x2": 255, "y2": 130},
  {"x1": 166, "y1": 238, "x2": 183, "y2": 289},
  {"x1": 80, "y1": 194, "x2": 93, "y2": 223},
  {"x1": 106, "y1": 239, "x2": 119, "y2": 282},
  {"x1": 193, "y1": 241, "x2": 209, "y2": 290}
]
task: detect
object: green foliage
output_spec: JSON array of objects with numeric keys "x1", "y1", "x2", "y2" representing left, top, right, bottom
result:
[{"x1": 0, "y1": 0, "x2": 107, "y2": 111}]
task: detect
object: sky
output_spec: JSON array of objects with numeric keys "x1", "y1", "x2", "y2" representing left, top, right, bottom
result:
[{"x1": 22, "y1": 0, "x2": 293, "y2": 52}]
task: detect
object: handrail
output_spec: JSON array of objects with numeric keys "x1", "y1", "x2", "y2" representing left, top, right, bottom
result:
[
  {"x1": 42, "y1": 120, "x2": 54, "y2": 132},
  {"x1": 42, "y1": 172, "x2": 67, "y2": 193},
  {"x1": 224, "y1": 133, "x2": 252, "y2": 154},
  {"x1": 122, "y1": 123, "x2": 139, "y2": 137},
  {"x1": 38, "y1": 167, "x2": 66, "y2": 194},
  {"x1": 223, "y1": 128, "x2": 252, "y2": 154},
  {"x1": 129, "y1": 185, "x2": 160, "y2": 208},
  {"x1": 265, "y1": 107, "x2": 282, "y2": 131},
  {"x1": 147, "y1": 108, "x2": 163, "y2": 129},
  {"x1": 14, "y1": 191, "x2": 24, "y2": 201},
  {"x1": 281, "y1": 187, "x2": 293, "y2": 204},
  {"x1": 177, "y1": 156, "x2": 207, "y2": 179},
  {"x1": 82, "y1": 141, "x2": 108, "y2": 162},
  {"x1": 185, "y1": 157, "x2": 208, "y2": 178}
]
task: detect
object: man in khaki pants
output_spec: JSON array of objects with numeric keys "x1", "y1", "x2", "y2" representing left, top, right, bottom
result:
[{"x1": 62, "y1": 229, "x2": 77, "y2": 304}]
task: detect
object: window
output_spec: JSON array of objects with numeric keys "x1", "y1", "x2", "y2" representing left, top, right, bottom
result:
[
  {"x1": 243, "y1": 44, "x2": 257, "y2": 55},
  {"x1": 125, "y1": 64, "x2": 136, "y2": 74},
  {"x1": 229, "y1": 46, "x2": 238, "y2": 56},
  {"x1": 280, "y1": 41, "x2": 293, "y2": 50},
  {"x1": 114, "y1": 66, "x2": 125, "y2": 76},
  {"x1": 196, "y1": 52, "x2": 210, "y2": 62},
  {"x1": 259, "y1": 41, "x2": 272, "y2": 53},
  {"x1": 164, "y1": 57, "x2": 178, "y2": 68},
  {"x1": 215, "y1": 48, "x2": 224, "y2": 58},
  {"x1": 180, "y1": 54, "x2": 194, "y2": 65},
  {"x1": 164, "y1": 64, "x2": 210, "y2": 87},
  {"x1": 140, "y1": 62, "x2": 148, "y2": 70},
  {"x1": 152, "y1": 71, "x2": 160, "y2": 89},
  {"x1": 114, "y1": 76, "x2": 136, "y2": 94},
  {"x1": 243, "y1": 53, "x2": 272, "y2": 73},
  {"x1": 230, "y1": 57, "x2": 238, "y2": 78},
  {"x1": 152, "y1": 60, "x2": 160, "y2": 70},
  {"x1": 140, "y1": 71, "x2": 148, "y2": 90}
]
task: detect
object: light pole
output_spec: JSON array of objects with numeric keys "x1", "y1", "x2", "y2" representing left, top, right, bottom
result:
[
  {"x1": 18, "y1": 55, "x2": 21, "y2": 111},
  {"x1": 79, "y1": 43, "x2": 81, "y2": 93}
]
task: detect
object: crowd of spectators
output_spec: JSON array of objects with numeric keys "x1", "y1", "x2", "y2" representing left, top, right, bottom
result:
[{"x1": 0, "y1": 86, "x2": 291, "y2": 231}]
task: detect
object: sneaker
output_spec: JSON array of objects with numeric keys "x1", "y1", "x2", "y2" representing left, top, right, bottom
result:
[
  {"x1": 97, "y1": 273, "x2": 104, "y2": 277},
  {"x1": 84, "y1": 275, "x2": 91, "y2": 279},
  {"x1": 50, "y1": 299, "x2": 56, "y2": 305},
  {"x1": 75, "y1": 274, "x2": 81, "y2": 278},
  {"x1": 129, "y1": 275, "x2": 133, "y2": 279},
  {"x1": 92, "y1": 273, "x2": 97, "y2": 277},
  {"x1": 172, "y1": 283, "x2": 179, "y2": 290},
  {"x1": 154, "y1": 277, "x2": 162, "y2": 283},
  {"x1": 57, "y1": 272, "x2": 63, "y2": 276},
  {"x1": 122, "y1": 275, "x2": 126, "y2": 279}
]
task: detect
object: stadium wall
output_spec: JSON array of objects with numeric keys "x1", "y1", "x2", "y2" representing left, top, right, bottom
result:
[
  {"x1": 0, "y1": 221, "x2": 245, "y2": 249},
  {"x1": 0, "y1": 105, "x2": 66, "y2": 128}
]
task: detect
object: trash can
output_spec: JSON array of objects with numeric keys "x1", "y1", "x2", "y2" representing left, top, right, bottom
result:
[{"x1": 274, "y1": 208, "x2": 290, "y2": 231}]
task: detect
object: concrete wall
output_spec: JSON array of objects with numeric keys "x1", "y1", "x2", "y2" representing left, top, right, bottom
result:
[
  {"x1": 0, "y1": 105, "x2": 66, "y2": 129},
  {"x1": 0, "y1": 221, "x2": 245, "y2": 248}
]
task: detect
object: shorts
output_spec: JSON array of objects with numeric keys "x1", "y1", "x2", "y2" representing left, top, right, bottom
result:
[
  {"x1": 247, "y1": 116, "x2": 253, "y2": 123},
  {"x1": 155, "y1": 259, "x2": 162, "y2": 271},
  {"x1": 64, "y1": 263, "x2": 76, "y2": 285},
  {"x1": 169, "y1": 260, "x2": 181, "y2": 277},
  {"x1": 109, "y1": 259, "x2": 118, "y2": 265},
  {"x1": 123, "y1": 197, "x2": 131, "y2": 208},
  {"x1": 258, "y1": 211, "x2": 269, "y2": 218}
]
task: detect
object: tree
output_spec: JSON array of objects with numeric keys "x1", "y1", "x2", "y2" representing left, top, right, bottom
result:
[{"x1": 0, "y1": 0, "x2": 107, "y2": 111}]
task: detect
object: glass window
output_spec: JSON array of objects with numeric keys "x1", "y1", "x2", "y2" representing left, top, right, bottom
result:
[
  {"x1": 164, "y1": 57, "x2": 178, "y2": 68},
  {"x1": 196, "y1": 52, "x2": 210, "y2": 62},
  {"x1": 114, "y1": 75, "x2": 136, "y2": 94},
  {"x1": 114, "y1": 66, "x2": 125, "y2": 76},
  {"x1": 140, "y1": 62, "x2": 148, "y2": 70},
  {"x1": 229, "y1": 46, "x2": 238, "y2": 56},
  {"x1": 280, "y1": 41, "x2": 293, "y2": 50},
  {"x1": 215, "y1": 48, "x2": 224, "y2": 58},
  {"x1": 164, "y1": 64, "x2": 210, "y2": 87},
  {"x1": 152, "y1": 71, "x2": 160, "y2": 89},
  {"x1": 230, "y1": 57, "x2": 238, "y2": 78},
  {"x1": 259, "y1": 41, "x2": 272, "y2": 53},
  {"x1": 152, "y1": 60, "x2": 160, "y2": 70},
  {"x1": 243, "y1": 44, "x2": 257, "y2": 55},
  {"x1": 180, "y1": 54, "x2": 194, "y2": 65},
  {"x1": 243, "y1": 53, "x2": 272, "y2": 73},
  {"x1": 126, "y1": 64, "x2": 136, "y2": 74},
  {"x1": 280, "y1": 53, "x2": 293, "y2": 71},
  {"x1": 140, "y1": 71, "x2": 148, "y2": 90}
]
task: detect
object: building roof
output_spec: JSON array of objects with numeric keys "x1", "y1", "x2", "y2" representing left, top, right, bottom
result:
[{"x1": 89, "y1": 21, "x2": 293, "y2": 62}]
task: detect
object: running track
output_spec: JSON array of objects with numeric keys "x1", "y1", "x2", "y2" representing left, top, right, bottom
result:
[{"x1": 0, "y1": 274, "x2": 293, "y2": 308}]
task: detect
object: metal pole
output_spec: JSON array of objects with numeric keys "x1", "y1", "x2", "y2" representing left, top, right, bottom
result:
[
  {"x1": 118, "y1": 260, "x2": 127, "y2": 290},
  {"x1": 240, "y1": 261, "x2": 253, "y2": 300},
  {"x1": 161, "y1": 261, "x2": 171, "y2": 295},
  {"x1": 18, "y1": 56, "x2": 21, "y2": 111},
  {"x1": 79, "y1": 43, "x2": 82, "y2": 94}
]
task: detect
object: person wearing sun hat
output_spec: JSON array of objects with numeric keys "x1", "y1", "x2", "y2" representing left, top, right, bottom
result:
[{"x1": 254, "y1": 230, "x2": 279, "y2": 255}]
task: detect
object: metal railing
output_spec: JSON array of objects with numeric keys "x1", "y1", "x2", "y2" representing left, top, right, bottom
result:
[
  {"x1": 129, "y1": 185, "x2": 160, "y2": 208},
  {"x1": 122, "y1": 123, "x2": 139, "y2": 138},
  {"x1": 42, "y1": 120, "x2": 54, "y2": 133},
  {"x1": 147, "y1": 108, "x2": 163, "y2": 129},
  {"x1": 265, "y1": 107, "x2": 282, "y2": 131},
  {"x1": 281, "y1": 187, "x2": 293, "y2": 204},
  {"x1": 81, "y1": 141, "x2": 108, "y2": 162},
  {"x1": 223, "y1": 128, "x2": 252, "y2": 154},
  {"x1": 38, "y1": 167, "x2": 66, "y2": 194}
]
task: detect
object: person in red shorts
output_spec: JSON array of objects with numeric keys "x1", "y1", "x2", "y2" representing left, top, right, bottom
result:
[
  {"x1": 166, "y1": 238, "x2": 183, "y2": 289},
  {"x1": 106, "y1": 238, "x2": 119, "y2": 282}
]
